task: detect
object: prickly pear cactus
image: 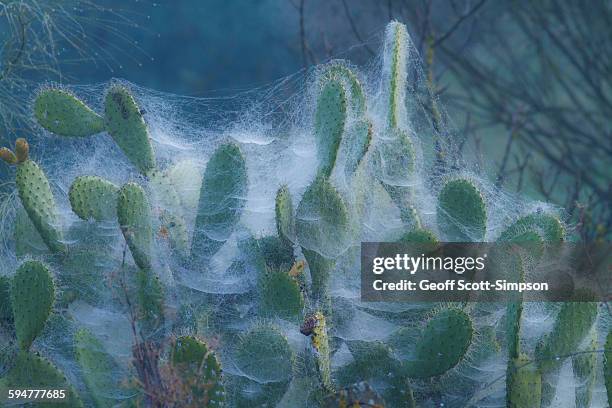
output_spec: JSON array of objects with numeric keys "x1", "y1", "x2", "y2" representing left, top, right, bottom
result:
[
  {"x1": 69, "y1": 176, "x2": 119, "y2": 222},
  {"x1": 117, "y1": 182, "x2": 154, "y2": 271},
  {"x1": 34, "y1": 88, "x2": 105, "y2": 137},
  {"x1": 437, "y1": 178, "x2": 487, "y2": 241},
  {"x1": 75, "y1": 329, "x2": 130, "y2": 408},
  {"x1": 506, "y1": 355, "x2": 542, "y2": 408},
  {"x1": 104, "y1": 85, "x2": 156, "y2": 174},
  {"x1": 0, "y1": 19, "x2": 606, "y2": 408},
  {"x1": 0, "y1": 351, "x2": 83, "y2": 407},
  {"x1": 171, "y1": 336, "x2": 225, "y2": 407},
  {"x1": 295, "y1": 175, "x2": 351, "y2": 314},
  {"x1": 1, "y1": 139, "x2": 65, "y2": 253},
  {"x1": 11, "y1": 260, "x2": 55, "y2": 350},
  {"x1": 314, "y1": 76, "x2": 347, "y2": 178},
  {"x1": 191, "y1": 142, "x2": 247, "y2": 265},
  {"x1": 399, "y1": 308, "x2": 473, "y2": 378}
]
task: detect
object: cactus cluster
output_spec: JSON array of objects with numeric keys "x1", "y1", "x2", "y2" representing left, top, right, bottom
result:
[{"x1": 0, "y1": 20, "x2": 608, "y2": 408}]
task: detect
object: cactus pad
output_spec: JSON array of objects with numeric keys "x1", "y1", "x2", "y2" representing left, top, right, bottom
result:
[
  {"x1": 235, "y1": 325, "x2": 293, "y2": 383},
  {"x1": 104, "y1": 85, "x2": 156, "y2": 174},
  {"x1": 11, "y1": 260, "x2": 55, "y2": 350},
  {"x1": 314, "y1": 76, "x2": 347, "y2": 177},
  {"x1": 69, "y1": 176, "x2": 119, "y2": 222},
  {"x1": 170, "y1": 336, "x2": 225, "y2": 407},
  {"x1": 136, "y1": 268, "x2": 165, "y2": 339},
  {"x1": 403, "y1": 308, "x2": 473, "y2": 378},
  {"x1": 506, "y1": 355, "x2": 542, "y2": 408},
  {"x1": 535, "y1": 292, "x2": 597, "y2": 374},
  {"x1": 260, "y1": 268, "x2": 304, "y2": 321},
  {"x1": 275, "y1": 184, "x2": 295, "y2": 245},
  {"x1": 14, "y1": 206, "x2": 48, "y2": 257},
  {"x1": 117, "y1": 182, "x2": 153, "y2": 271},
  {"x1": 296, "y1": 175, "x2": 350, "y2": 259},
  {"x1": 75, "y1": 329, "x2": 129, "y2": 408},
  {"x1": 34, "y1": 89, "x2": 104, "y2": 137},
  {"x1": 372, "y1": 127, "x2": 417, "y2": 225},
  {"x1": 437, "y1": 178, "x2": 487, "y2": 241},
  {"x1": 0, "y1": 351, "x2": 83, "y2": 407},
  {"x1": 322, "y1": 61, "x2": 366, "y2": 115},
  {"x1": 192, "y1": 142, "x2": 247, "y2": 265},
  {"x1": 342, "y1": 118, "x2": 372, "y2": 177},
  {"x1": 499, "y1": 212, "x2": 564, "y2": 242},
  {"x1": 0, "y1": 275, "x2": 13, "y2": 324},
  {"x1": 385, "y1": 21, "x2": 408, "y2": 129},
  {"x1": 572, "y1": 332, "x2": 597, "y2": 408},
  {"x1": 15, "y1": 158, "x2": 65, "y2": 253}
]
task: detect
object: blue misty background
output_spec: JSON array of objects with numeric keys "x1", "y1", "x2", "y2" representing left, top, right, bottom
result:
[{"x1": 70, "y1": 1, "x2": 306, "y2": 94}]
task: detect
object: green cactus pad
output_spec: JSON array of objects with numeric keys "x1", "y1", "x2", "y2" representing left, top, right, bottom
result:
[
  {"x1": 437, "y1": 178, "x2": 487, "y2": 241},
  {"x1": 34, "y1": 89, "x2": 104, "y2": 137},
  {"x1": 0, "y1": 351, "x2": 83, "y2": 407},
  {"x1": 302, "y1": 248, "x2": 335, "y2": 308},
  {"x1": 386, "y1": 21, "x2": 408, "y2": 129},
  {"x1": 403, "y1": 308, "x2": 473, "y2": 378},
  {"x1": 535, "y1": 292, "x2": 597, "y2": 374},
  {"x1": 0, "y1": 275, "x2": 13, "y2": 324},
  {"x1": 605, "y1": 331, "x2": 611, "y2": 406},
  {"x1": 16, "y1": 159, "x2": 65, "y2": 253},
  {"x1": 235, "y1": 325, "x2": 293, "y2": 383},
  {"x1": 572, "y1": 332, "x2": 597, "y2": 408},
  {"x1": 11, "y1": 260, "x2": 55, "y2": 350},
  {"x1": 314, "y1": 76, "x2": 347, "y2": 177},
  {"x1": 342, "y1": 118, "x2": 372, "y2": 177},
  {"x1": 171, "y1": 336, "x2": 225, "y2": 407},
  {"x1": 192, "y1": 142, "x2": 247, "y2": 265},
  {"x1": 506, "y1": 355, "x2": 542, "y2": 408},
  {"x1": 104, "y1": 85, "x2": 156, "y2": 174},
  {"x1": 398, "y1": 228, "x2": 439, "y2": 254},
  {"x1": 372, "y1": 127, "x2": 418, "y2": 225},
  {"x1": 117, "y1": 182, "x2": 153, "y2": 271},
  {"x1": 251, "y1": 235, "x2": 295, "y2": 271},
  {"x1": 499, "y1": 212, "x2": 564, "y2": 242},
  {"x1": 136, "y1": 268, "x2": 164, "y2": 339},
  {"x1": 149, "y1": 170, "x2": 189, "y2": 259},
  {"x1": 61, "y1": 248, "x2": 114, "y2": 306},
  {"x1": 159, "y1": 209, "x2": 189, "y2": 259},
  {"x1": 296, "y1": 175, "x2": 350, "y2": 259},
  {"x1": 506, "y1": 299, "x2": 524, "y2": 361},
  {"x1": 275, "y1": 184, "x2": 295, "y2": 245},
  {"x1": 260, "y1": 268, "x2": 304, "y2": 321},
  {"x1": 336, "y1": 341, "x2": 396, "y2": 386},
  {"x1": 69, "y1": 176, "x2": 119, "y2": 222},
  {"x1": 322, "y1": 62, "x2": 366, "y2": 115},
  {"x1": 13, "y1": 206, "x2": 48, "y2": 258},
  {"x1": 75, "y1": 329, "x2": 129, "y2": 408}
]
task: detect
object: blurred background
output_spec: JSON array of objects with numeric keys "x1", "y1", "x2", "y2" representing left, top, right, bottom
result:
[{"x1": 0, "y1": 0, "x2": 609, "y2": 240}]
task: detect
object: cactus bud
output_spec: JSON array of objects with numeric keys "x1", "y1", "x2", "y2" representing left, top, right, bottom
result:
[
  {"x1": 15, "y1": 138, "x2": 29, "y2": 163},
  {"x1": 0, "y1": 147, "x2": 17, "y2": 164}
]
